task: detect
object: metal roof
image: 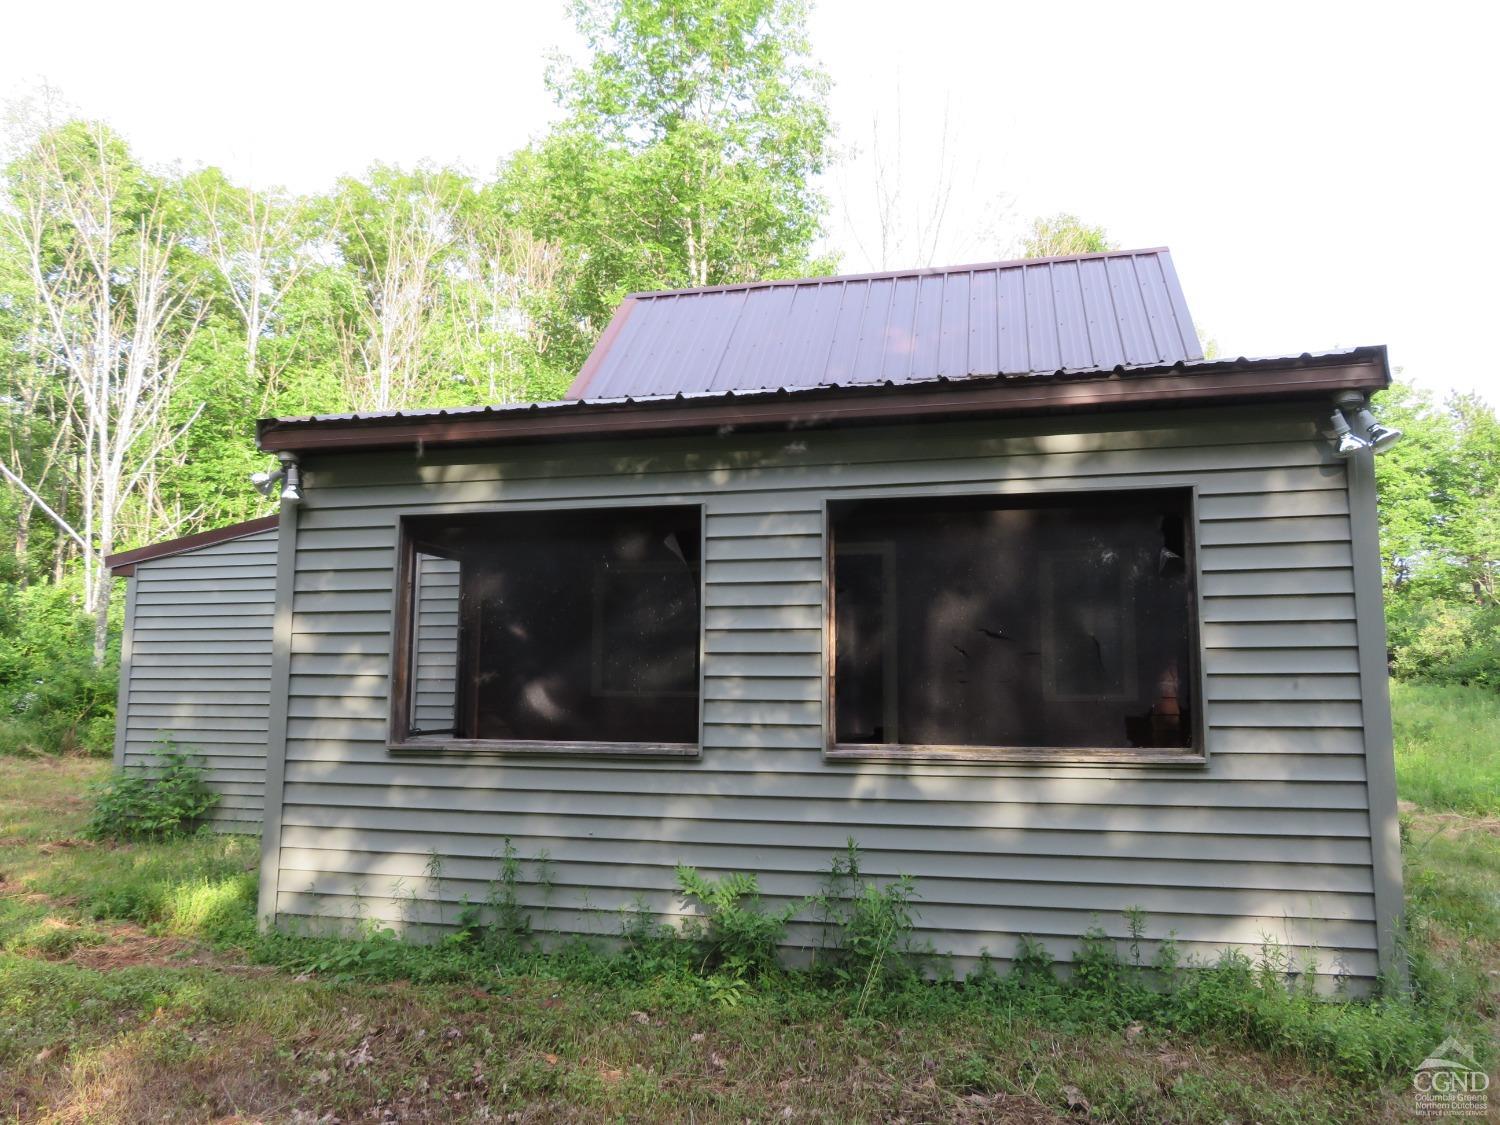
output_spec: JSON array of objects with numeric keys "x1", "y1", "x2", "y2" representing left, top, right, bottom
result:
[{"x1": 566, "y1": 248, "x2": 1202, "y2": 400}]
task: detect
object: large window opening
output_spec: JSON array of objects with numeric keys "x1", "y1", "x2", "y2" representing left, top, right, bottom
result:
[
  {"x1": 394, "y1": 505, "x2": 702, "y2": 751},
  {"x1": 830, "y1": 490, "x2": 1200, "y2": 757}
]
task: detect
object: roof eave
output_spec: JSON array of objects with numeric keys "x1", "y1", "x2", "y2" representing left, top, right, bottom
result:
[
  {"x1": 106, "y1": 514, "x2": 280, "y2": 577},
  {"x1": 257, "y1": 349, "x2": 1390, "y2": 457}
]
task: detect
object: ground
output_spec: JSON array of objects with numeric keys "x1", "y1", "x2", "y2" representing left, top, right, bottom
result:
[{"x1": 1, "y1": 683, "x2": 1496, "y2": 1123}]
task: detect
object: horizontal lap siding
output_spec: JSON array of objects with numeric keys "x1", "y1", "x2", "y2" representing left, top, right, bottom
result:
[
  {"x1": 123, "y1": 527, "x2": 277, "y2": 830},
  {"x1": 411, "y1": 555, "x2": 460, "y2": 730},
  {"x1": 273, "y1": 408, "x2": 1379, "y2": 981}
]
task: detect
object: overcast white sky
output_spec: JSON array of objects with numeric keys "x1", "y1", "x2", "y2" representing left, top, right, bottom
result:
[{"x1": 5, "y1": 0, "x2": 1496, "y2": 400}]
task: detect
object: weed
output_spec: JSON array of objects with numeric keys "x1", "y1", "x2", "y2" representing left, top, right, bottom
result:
[
  {"x1": 449, "y1": 838, "x2": 535, "y2": 959},
  {"x1": 675, "y1": 865, "x2": 800, "y2": 984},
  {"x1": 85, "y1": 745, "x2": 217, "y2": 840},
  {"x1": 812, "y1": 838, "x2": 923, "y2": 1009}
]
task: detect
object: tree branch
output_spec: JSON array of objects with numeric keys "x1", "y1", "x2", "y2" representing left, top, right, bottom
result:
[{"x1": 0, "y1": 461, "x2": 87, "y2": 549}]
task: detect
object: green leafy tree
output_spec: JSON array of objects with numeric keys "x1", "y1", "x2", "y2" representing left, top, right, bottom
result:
[
  {"x1": 1374, "y1": 383, "x2": 1500, "y2": 685},
  {"x1": 1019, "y1": 212, "x2": 1117, "y2": 258},
  {"x1": 0, "y1": 121, "x2": 207, "y2": 662},
  {"x1": 505, "y1": 0, "x2": 835, "y2": 361}
]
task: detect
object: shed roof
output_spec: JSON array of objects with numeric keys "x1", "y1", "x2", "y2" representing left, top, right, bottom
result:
[
  {"x1": 106, "y1": 515, "x2": 279, "y2": 577},
  {"x1": 567, "y1": 248, "x2": 1202, "y2": 399}
]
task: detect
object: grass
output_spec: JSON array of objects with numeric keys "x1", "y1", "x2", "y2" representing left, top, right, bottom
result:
[
  {"x1": 0, "y1": 685, "x2": 1496, "y2": 1122},
  {"x1": 1393, "y1": 679, "x2": 1500, "y2": 815}
]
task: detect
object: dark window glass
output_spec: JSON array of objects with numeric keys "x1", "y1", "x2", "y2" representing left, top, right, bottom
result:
[
  {"x1": 831, "y1": 491, "x2": 1197, "y2": 751},
  {"x1": 400, "y1": 506, "x2": 701, "y2": 744}
]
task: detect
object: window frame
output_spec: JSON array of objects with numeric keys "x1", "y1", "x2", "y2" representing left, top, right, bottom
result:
[
  {"x1": 821, "y1": 485, "x2": 1209, "y2": 766},
  {"x1": 387, "y1": 501, "x2": 706, "y2": 759}
]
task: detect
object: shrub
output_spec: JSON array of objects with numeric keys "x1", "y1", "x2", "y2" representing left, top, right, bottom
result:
[
  {"x1": 0, "y1": 577, "x2": 118, "y2": 756},
  {"x1": 85, "y1": 747, "x2": 218, "y2": 839},
  {"x1": 675, "y1": 865, "x2": 800, "y2": 983},
  {"x1": 1391, "y1": 600, "x2": 1500, "y2": 689}
]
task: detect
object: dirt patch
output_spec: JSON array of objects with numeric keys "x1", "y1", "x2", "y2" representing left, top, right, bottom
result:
[
  {"x1": 0, "y1": 877, "x2": 82, "y2": 909},
  {"x1": 65, "y1": 927, "x2": 205, "y2": 971},
  {"x1": 63, "y1": 922, "x2": 270, "y2": 975},
  {"x1": 1401, "y1": 802, "x2": 1500, "y2": 838}
]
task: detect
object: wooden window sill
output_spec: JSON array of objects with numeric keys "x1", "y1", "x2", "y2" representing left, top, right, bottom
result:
[
  {"x1": 389, "y1": 737, "x2": 700, "y2": 759},
  {"x1": 826, "y1": 743, "x2": 1207, "y2": 766}
]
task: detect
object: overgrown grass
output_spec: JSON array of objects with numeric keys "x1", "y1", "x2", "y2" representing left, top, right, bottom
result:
[
  {"x1": 1393, "y1": 680, "x2": 1500, "y2": 815},
  {"x1": 0, "y1": 758, "x2": 257, "y2": 951}
]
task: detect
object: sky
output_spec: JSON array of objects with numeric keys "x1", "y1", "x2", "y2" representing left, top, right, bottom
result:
[{"x1": 4, "y1": 0, "x2": 1496, "y2": 400}]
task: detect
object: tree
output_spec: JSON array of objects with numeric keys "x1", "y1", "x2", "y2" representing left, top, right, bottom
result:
[
  {"x1": 1375, "y1": 384, "x2": 1500, "y2": 607},
  {"x1": 0, "y1": 122, "x2": 205, "y2": 663},
  {"x1": 1373, "y1": 383, "x2": 1500, "y2": 684},
  {"x1": 326, "y1": 166, "x2": 466, "y2": 412},
  {"x1": 442, "y1": 196, "x2": 570, "y2": 405},
  {"x1": 840, "y1": 99, "x2": 967, "y2": 271},
  {"x1": 1019, "y1": 212, "x2": 1116, "y2": 258},
  {"x1": 505, "y1": 0, "x2": 835, "y2": 359},
  {"x1": 0, "y1": 208, "x2": 74, "y2": 587},
  {"x1": 184, "y1": 169, "x2": 312, "y2": 406}
]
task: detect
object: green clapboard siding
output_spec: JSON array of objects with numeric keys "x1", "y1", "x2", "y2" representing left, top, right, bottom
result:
[
  {"x1": 117, "y1": 526, "x2": 277, "y2": 829},
  {"x1": 260, "y1": 406, "x2": 1392, "y2": 985}
]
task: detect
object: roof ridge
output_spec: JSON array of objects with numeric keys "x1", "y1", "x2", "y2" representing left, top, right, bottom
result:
[{"x1": 626, "y1": 247, "x2": 1176, "y2": 300}]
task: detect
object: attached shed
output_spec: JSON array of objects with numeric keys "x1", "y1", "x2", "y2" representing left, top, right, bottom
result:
[
  {"x1": 107, "y1": 516, "x2": 279, "y2": 832},
  {"x1": 119, "y1": 248, "x2": 1404, "y2": 987}
]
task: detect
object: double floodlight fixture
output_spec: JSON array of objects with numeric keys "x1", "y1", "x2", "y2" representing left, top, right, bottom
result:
[
  {"x1": 1328, "y1": 391, "x2": 1402, "y2": 457},
  {"x1": 249, "y1": 453, "x2": 302, "y2": 503}
]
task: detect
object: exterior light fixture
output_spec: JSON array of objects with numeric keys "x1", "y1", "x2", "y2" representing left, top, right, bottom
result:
[
  {"x1": 1328, "y1": 409, "x2": 1371, "y2": 457},
  {"x1": 248, "y1": 453, "x2": 303, "y2": 504},
  {"x1": 1334, "y1": 391, "x2": 1402, "y2": 454},
  {"x1": 249, "y1": 468, "x2": 281, "y2": 496},
  {"x1": 1332, "y1": 393, "x2": 1398, "y2": 453},
  {"x1": 279, "y1": 461, "x2": 303, "y2": 503},
  {"x1": 1338, "y1": 393, "x2": 1404, "y2": 453}
]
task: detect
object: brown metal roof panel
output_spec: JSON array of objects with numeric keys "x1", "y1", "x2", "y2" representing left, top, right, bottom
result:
[
  {"x1": 714, "y1": 284, "x2": 784, "y2": 391},
  {"x1": 907, "y1": 272, "x2": 946, "y2": 381},
  {"x1": 783, "y1": 281, "x2": 838, "y2": 383},
  {"x1": 993, "y1": 266, "x2": 1026, "y2": 374},
  {"x1": 1157, "y1": 250, "x2": 1204, "y2": 361},
  {"x1": 700, "y1": 289, "x2": 755, "y2": 394},
  {"x1": 847, "y1": 277, "x2": 891, "y2": 384},
  {"x1": 565, "y1": 248, "x2": 1206, "y2": 397},
  {"x1": 879, "y1": 274, "x2": 919, "y2": 382},
  {"x1": 1077, "y1": 256, "x2": 1125, "y2": 369},
  {"x1": 1050, "y1": 260, "x2": 1092, "y2": 371},
  {"x1": 1135, "y1": 251, "x2": 1194, "y2": 362},
  {"x1": 967, "y1": 268, "x2": 1000, "y2": 376},
  {"x1": 936, "y1": 270, "x2": 969, "y2": 378},
  {"x1": 823, "y1": 280, "x2": 866, "y2": 384},
  {"x1": 1024, "y1": 264, "x2": 1060, "y2": 373},
  {"x1": 596, "y1": 291, "x2": 680, "y2": 398},
  {"x1": 1107, "y1": 255, "x2": 1159, "y2": 365}
]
